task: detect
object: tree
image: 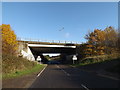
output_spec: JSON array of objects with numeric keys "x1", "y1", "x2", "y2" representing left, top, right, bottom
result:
[
  {"x1": 85, "y1": 29, "x2": 106, "y2": 46},
  {"x1": 104, "y1": 26, "x2": 118, "y2": 54},
  {"x1": 104, "y1": 27, "x2": 118, "y2": 47},
  {"x1": 0, "y1": 24, "x2": 18, "y2": 55},
  {"x1": 85, "y1": 26, "x2": 118, "y2": 55},
  {"x1": 85, "y1": 29, "x2": 105, "y2": 55}
]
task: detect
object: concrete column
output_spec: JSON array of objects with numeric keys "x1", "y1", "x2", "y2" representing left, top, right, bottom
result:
[{"x1": 34, "y1": 55, "x2": 38, "y2": 61}]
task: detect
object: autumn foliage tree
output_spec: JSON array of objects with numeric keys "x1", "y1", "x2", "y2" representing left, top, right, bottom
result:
[
  {"x1": 0, "y1": 24, "x2": 18, "y2": 55},
  {"x1": 85, "y1": 26, "x2": 118, "y2": 55},
  {"x1": 104, "y1": 26, "x2": 118, "y2": 54}
]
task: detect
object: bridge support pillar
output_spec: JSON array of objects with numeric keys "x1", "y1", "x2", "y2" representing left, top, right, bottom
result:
[{"x1": 34, "y1": 55, "x2": 38, "y2": 60}]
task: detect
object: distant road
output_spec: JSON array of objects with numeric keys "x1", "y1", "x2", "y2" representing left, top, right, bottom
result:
[{"x1": 29, "y1": 64, "x2": 119, "y2": 88}]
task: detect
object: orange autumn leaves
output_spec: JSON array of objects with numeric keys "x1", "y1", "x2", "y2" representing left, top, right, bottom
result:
[
  {"x1": 0, "y1": 24, "x2": 119, "y2": 57},
  {"x1": 85, "y1": 26, "x2": 119, "y2": 55},
  {"x1": 0, "y1": 24, "x2": 18, "y2": 55}
]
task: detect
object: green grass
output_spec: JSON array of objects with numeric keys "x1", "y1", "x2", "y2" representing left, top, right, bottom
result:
[
  {"x1": 72, "y1": 53, "x2": 120, "y2": 67},
  {"x1": 2, "y1": 54, "x2": 46, "y2": 80},
  {"x1": 2, "y1": 64, "x2": 46, "y2": 79},
  {"x1": 80, "y1": 54, "x2": 120, "y2": 65},
  {"x1": 71, "y1": 54, "x2": 120, "y2": 74},
  {"x1": 79, "y1": 58, "x2": 119, "y2": 66}
]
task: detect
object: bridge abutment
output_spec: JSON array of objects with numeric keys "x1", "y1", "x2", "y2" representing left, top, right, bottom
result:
[{"x1": 18, "y1": 41, "x2": 35, "y2": 61}]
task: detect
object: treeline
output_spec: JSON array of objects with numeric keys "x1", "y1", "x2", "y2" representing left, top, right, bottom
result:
[
  {"x1": 0, "y1": 24, "x2": 18, "y2": 55},
  {"x1": 1, "y1": 24, "x2": 120, "y2": 58},
  {"x1": 78, "y1": 26, "x2": 120, "y2": 59}
]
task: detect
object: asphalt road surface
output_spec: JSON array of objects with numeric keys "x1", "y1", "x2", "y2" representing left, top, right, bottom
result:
[{"x1": 29, "y1": 64, "x2": 119, "y2": 89}]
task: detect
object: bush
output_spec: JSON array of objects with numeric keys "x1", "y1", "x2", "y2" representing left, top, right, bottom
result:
[
  {"x1": 2, "y1": 54, "x2": 37, "y2": 74},
  {"x1": 80, "y1": 53, "x2": 120, "y2": 65}
]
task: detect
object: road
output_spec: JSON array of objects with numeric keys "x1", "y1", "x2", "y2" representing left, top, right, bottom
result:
[{"x1": 29, "y1": 64, "x2": 119, "y2": 89}]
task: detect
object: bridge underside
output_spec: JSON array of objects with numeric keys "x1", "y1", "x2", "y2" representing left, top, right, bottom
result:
[
  {"x1": 29, "y1": 47, "x2": 76, "y2": 64},
  {"x1": 29, "y1": 47, "x2": 76, "y2": 55}
]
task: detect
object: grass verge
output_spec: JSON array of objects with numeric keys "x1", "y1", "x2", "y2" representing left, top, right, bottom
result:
[
  {"x1": 2, "y1": 54, "x2": 46, "y2": 80},
  {"x1": 2, "y1": 64, "x2": 46, "y2": 80},
  {"x1": 71, "y1": 54, "x2": 120, "y2": 74},
  {"x1": 73, "y1": 54, "x2": 120, "y2": 66}
]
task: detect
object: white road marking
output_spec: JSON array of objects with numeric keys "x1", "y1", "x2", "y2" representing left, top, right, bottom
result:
[
  {"x1": 81, "y1": 84, "x2": 89, "y2": 90},
  {"x1": 67, "y1": 73, "x2": 70, "y2": 76},
  {"x1": 97, "y1": 74, "x2": 119, "y2": 80},
  {"x1": 70, "y1": 65, "x2": 76, "y2": 68},
  {"x1": 37, "y1": 65, "x2": 47, "y2": 77},
  {"x1": 71, "y1": 65, "x2": 119, "y2": 81},
  {"x1": 56, "y1": 65, "x2": 70, "y2": 76},
  {"x1": 61, "y1": 69, "x2": 70, "y2": 76},
  {"x1": 56, "y1": 65, "x2": 60, "y2": 68}
]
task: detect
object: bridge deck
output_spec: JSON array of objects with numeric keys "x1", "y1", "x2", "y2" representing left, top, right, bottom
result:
[{"x1": 18, "y1": 40, "x2": 80, "y2": 46}]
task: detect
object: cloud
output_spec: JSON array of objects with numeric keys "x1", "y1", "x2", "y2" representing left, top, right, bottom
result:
[{"x1": 65, "y1": 32, "x2": 70, "y2": 38}]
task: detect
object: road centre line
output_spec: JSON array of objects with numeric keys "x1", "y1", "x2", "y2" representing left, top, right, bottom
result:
[
  {"x1": 61, "y1": 69, "x2": 70, "y2": 76},
  {"x1": 37, "y1": 65, "x2": 47, "y2": 77},
  {"x1": 56, "y1": 65, "x2": 60, "y2": 68},
  {"x1": 81, "y1": 84, "x2": 89, "y2": 90},
  {"x1": 56, "y1": 65, "x2": 70, "y2": 76},
  {"x1": 57, "y1": 65, "x2": 89, "y2": 89}
]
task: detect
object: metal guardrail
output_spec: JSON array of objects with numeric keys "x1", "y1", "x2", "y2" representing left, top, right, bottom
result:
[{"x1": 17, "y1": 37, "x2": 81, "y2": 44}]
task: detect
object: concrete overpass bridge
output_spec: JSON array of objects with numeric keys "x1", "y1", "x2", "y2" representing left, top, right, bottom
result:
[{"x1": 17, "y1": 38, "x2": 81, "y2": 64}]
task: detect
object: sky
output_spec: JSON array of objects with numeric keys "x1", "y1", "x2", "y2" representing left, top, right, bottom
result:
[{"x1": 2, "y1": 2, "x2": 118, "y2": 44}]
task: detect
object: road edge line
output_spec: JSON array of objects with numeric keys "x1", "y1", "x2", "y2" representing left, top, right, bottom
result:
[
  {"x1": 81, "y1": 84, "x2": 89, "y2": 90},
  {"x1": 97, "y1": 73, "x2": 120, "y2": 81},
  {"x1": 70, "y1": 65, "x2": 120, "y2": 81},
  {"x1": 37, "y1": 65, "x2": 47, "y2": 77}
]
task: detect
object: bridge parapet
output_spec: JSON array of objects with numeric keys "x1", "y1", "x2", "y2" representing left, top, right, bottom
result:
[{"x1": 17, "y1": 37, "x2": 81, "y2": 45}]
